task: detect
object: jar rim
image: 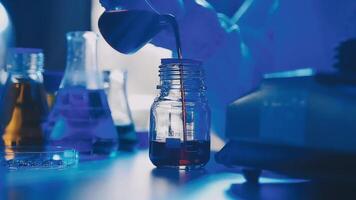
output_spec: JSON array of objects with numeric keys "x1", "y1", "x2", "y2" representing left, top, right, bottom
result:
[{"x1": 161, "y1": 58, "x2": 202, "y2": 66}]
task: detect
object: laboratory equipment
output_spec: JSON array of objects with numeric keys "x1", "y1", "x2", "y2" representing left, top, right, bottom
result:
[
  {"x1": 0, "y1": 1, "x2": 13, "y2": 102},
  {"x1": 0, "y1": 1, "x2": 13, "y2": 67},
  {"x1": 98, "y1": 8, "x2": 182, "y2": 57},
  {"x1": 102, "y1": 70, "x2": 111, "y2": 95},
  {"x1": 105, "y1": 69, "x2": 137, "y2": 150},
  {"x1": 98, "y1": 2, "x2": 210, "y2": 164},
  {"x1": 99, "y1": 8, "x2": 186, "y2": 133},
  {"x1": 216, "y1": 39, "x2": 356, "y2": 182},
  {"x1": 216, "y1": 69, "x2": 356, "y2": 181},
  {"x1": 0, "y1": 48, "x2": 49, "y2": 148},
  {"x1": 99, "y1": 10, "x2": 168, "y2": 54},
  {"x1": 44, "y1": 31, "x2": 118, "y2": 155},
  {"x1": 1, "y1": 146, "x2": 78, "y2": 170},
  {"x1": 149, "y1": 59, "x2": 210, "y2": 169},
  {"x1": 98, "y1": 0, "x2": 225, "y2": 61},
  {"x1": 43, "y1": 70, "x2": 64, "y2": 108}
]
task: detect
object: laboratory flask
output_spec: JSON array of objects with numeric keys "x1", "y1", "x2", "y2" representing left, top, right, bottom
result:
[
  {"x1": 105, "y1": 69, "x2": 137, "y2": 150},
  {"x1": 149, "y1": 59, "x2": 210, "y2": 169},
  {"x1": 45, "y1": 31, "x2": 118, "y2": 155},
  {"x1": 0, "y1": 48, "x2": 48, "y2": 147}
]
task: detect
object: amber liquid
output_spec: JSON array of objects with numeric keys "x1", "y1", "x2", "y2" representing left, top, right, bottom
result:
[
  {"x1": 0, "y1": 81, "x2": 49, "y2": 147},
  {"x1": 149, "y1": 140, "x2": 210, "y2": 169}
]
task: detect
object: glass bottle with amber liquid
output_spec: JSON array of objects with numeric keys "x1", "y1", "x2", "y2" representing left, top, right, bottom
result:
[{"x1": 0, "y1": 48, "x2": 49, "y2": 148}]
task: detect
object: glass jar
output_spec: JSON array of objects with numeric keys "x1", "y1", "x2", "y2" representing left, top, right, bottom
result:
[
  {"x1": 149, "y1": 58, "x2": 210, "y2": 169},
  {"x1": 0, "y1": 48, "x2": 49, "y2": 147}
]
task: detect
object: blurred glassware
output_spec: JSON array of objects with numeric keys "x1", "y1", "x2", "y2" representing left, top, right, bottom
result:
[
  {"x1": 0, "y1": 48, "x2": 49, "y2": 148},
  {"x1": 104, "y1": 69, "x2": 137, "y2": 150},
  {"x1": 0, "y1": 1, "x2": 13, "y2": 65},
  {"x1": 44, "y1": 31, "x2": 118, "y2": 156},
  {"x1": 43, "y1": 70, "x2": 64, "y2": 108},
  {"x1": 0, "y1": 2, "x2": 13, "y2": 95},
  {"x1": 1, "y1": 146, "x2": 78, "y2": 170},
  {"x1": 102, "y1": 70, "x2": 111, "y2": 95}
]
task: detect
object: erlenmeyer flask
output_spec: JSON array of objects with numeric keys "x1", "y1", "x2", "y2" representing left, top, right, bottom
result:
[
  {"x1": 105, "y1": 69, "x2": 137, "y2": 150},
  {"x1": 45, "y1": 31, "x2": 118, "y2": 155}
]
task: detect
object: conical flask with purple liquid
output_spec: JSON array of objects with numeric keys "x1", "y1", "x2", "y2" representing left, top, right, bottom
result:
[{"x1": 45, "y1": 31, "x2": 118, "y2": 155}]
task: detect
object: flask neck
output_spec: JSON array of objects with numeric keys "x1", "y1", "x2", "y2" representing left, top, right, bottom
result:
[
  {"x1": 158, "y1": 59, "x2": 207, "y2": 100},
  {"x1": 61, "y1": 31, "x2": 103, "y2": 89}
]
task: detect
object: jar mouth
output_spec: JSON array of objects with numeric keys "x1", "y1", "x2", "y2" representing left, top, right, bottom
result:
[
  {"x1": 158, "y1": 58, "x2": 206, "y2": 91},
  {"x1": 159, "y1": 58, "x2": 204, "y2": 79},
  {"x1": 161, "y1": 58, "x2": 202, "y2": 66}
]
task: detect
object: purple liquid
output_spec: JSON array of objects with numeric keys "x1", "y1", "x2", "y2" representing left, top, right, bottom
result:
[
  {"x1": 149, "y1": 140, "x2": 210, "y2": 169},
  {"x1": 45, "y1": 88, "x2": 118, "y2": 154}
]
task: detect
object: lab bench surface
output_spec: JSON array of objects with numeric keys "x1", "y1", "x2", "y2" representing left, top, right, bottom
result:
[{"x1": 2, "y1": 149, "x2": 356, "y2": 200}]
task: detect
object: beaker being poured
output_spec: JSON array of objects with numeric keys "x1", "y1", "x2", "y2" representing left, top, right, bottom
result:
[
  {"x1": 99, "y1": 8, "x2": 182, "y2": 58},
  {"x1": 44, "y1": 31, "x2": 118, "y2": 155}
]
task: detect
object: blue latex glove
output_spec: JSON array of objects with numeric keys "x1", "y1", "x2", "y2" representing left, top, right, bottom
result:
[{"x1": 99, "y1": 0, "x2": 226, "y2": 61}]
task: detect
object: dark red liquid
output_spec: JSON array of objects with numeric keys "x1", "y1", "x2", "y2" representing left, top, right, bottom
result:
[{"x1": 149, "y1": 140, "x2": 210, "y2": 169}]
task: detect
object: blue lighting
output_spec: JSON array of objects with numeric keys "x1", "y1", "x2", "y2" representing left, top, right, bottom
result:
[
  {"x1": 263, "y1": 68, "x2": 315, "y2": 79},
  {"x1": 240, "y1": 41, "x2": 250, "y2": 58},
  {"x1": 269, "y1": 0, "x2": 280, "y2": 14},
  {"x1": 52, "y1": 154, "x2": 61, "y2": 161},
  {"x1": 231, "y1": 0, "x2": 255, "y2": 24},
  {"x1": 0, "y1": 3, "x2": 9, "y2": 32},
  {"x1": 195, "y1": 0, "x2": 214, "y2": 10}
]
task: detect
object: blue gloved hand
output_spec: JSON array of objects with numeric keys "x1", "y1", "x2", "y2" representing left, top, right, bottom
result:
[{"x1": 99, "y1": 0, "x2": 226, "y2": 61}]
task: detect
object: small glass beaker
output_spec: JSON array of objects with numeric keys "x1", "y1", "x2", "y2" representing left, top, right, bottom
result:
[
  {"x1": 0, "y1": 48, "x2": 49, "y2": 147},
  {"x1": 105, "y1": 69, "x2": 137, "y2": 150},
  {"x1": 149, "y1": 59, "x2": 211, "y2": 169},
  {"x1": 44, "y1": 31, "x2": 118, "y2": 155}
]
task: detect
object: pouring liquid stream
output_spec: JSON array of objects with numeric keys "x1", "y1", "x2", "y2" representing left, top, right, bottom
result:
[
  {"x1": 98, "y1": 11, "x2": 188, "y2": 142},
  {"x1": 163, "y1": 15, "x2": 187, "y2": 142}
]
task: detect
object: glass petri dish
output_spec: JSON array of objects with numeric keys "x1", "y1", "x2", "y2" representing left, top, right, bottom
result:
[{"x1": 0, "y1": 146, "x2": 78, "y2": 170}]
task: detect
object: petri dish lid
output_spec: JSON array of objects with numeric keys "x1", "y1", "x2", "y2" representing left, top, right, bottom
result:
[{"x1": 1, "y1": 146, "x2": 78, "y2": 170}]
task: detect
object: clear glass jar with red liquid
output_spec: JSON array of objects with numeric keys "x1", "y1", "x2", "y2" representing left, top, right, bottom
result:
[{"x1": 149, "y1": 59, "x2": 210, "y2": 169}]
